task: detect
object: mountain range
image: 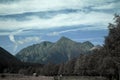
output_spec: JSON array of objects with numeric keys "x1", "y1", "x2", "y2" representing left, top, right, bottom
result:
[{"x1": 16, "y1": 36, "x2": 94, "y2": 64}]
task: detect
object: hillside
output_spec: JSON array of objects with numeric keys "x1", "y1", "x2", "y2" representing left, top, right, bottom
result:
[
  {"x1": 0, "y1": 47, "x2": 22, "y2": 73},
  {"x1": 16, "y1": 36, "x2": 94, "y2": 64}
]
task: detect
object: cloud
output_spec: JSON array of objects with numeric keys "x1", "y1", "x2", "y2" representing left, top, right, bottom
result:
[
  {"x1": 0, "y1": 0, "x2": 20, "y2": 4},
  {"x1": 74, "y1": 37, "x2": 104, "y2": 44},
  {"x1": 92, "y1": 1, "x2": 120, "y2": 10},
  {"x1": 0, "y1": 0, "x2": 118, "y2": 32},
  {"x1": 9, "y1": 34, "x2": 16, "y2": 43},
  {"x1": 0, "y1": 0, "x2": 79, "y2": 15},
  {"x1": 0, "y1": 0, "x2": 117, "y2": 15},
  {"x1": 9, "y1": 36, "x2": 41, "y2": 52},
  {"x1": 47, "y1": 26, "x2": 107, "y2": 36},
  {"x1": 48, "y1": 32, "x2": 59, "y2": 36},
  {"x1": 47, "y1": 25, "x2": 109, "y2": 36},
  {"x1": 0, "y1": 11, "x2": 113, "y2": 31},
  {"x1": 8, "y1": 29, "x2": 41, "y2": 52},
  {"x1": 9, "y1": 34, "x2": 17, "y2": 52},
  {"x1": 47, "y1": 28, "x2": 83, "y2": 36},
  {"x1": 0, "y1": 32, "x2": 10, "y2": 35},
  {"x1": 74, "y1": 37, "x2": 103, "y2": 41},
  {"x1": 9, "y1": 29, "x2": 24, "y2": 44},
  {"x1": 17, "y1": 36, "x2": 41, "y2": 45},
  {"x1": 8, "y1": 29, "x2": 24, "y2": 51}
]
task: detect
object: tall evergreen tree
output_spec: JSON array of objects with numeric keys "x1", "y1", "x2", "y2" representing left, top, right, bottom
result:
[{"x1": 102, "y1": 14, "x2": 120, "y2": 80}]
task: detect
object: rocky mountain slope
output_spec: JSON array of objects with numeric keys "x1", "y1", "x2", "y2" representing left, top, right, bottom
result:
[{"x1": 16, "y1": 36, "x2": 94, "y2": 64}]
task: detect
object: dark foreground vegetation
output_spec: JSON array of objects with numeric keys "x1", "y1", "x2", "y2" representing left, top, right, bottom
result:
[
  {"x1": 0, "y1": 14, "x2": 120, "y2": 80},
  {"x1": 0, "y1": 74, "x2": 107, "y2": 80}
]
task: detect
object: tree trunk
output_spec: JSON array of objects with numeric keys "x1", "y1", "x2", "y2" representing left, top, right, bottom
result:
[
  {"x1": 109, "y1": 75, "x2": 112, "y2": 80},
  {"x1": 118, "y1": 69, "x2": 120, "y2": 80},
  {"x1": 116, "y1": 65, "x2": 120, "y2": 80},
  {"x1": 117, "y1": 65, "x2": 120, "y2": 80},
  {"x1": 114, "y1": 64, "x2": 120, "y2": 80}
]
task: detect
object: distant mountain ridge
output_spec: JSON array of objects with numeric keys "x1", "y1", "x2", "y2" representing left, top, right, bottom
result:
[{"x1": 16, "y1": 36, "x2": 94, "y2": 64}]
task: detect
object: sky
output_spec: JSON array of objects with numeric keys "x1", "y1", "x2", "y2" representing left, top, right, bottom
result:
[{"x1": 0, "y1": 0, "x2": 120, "y2": 55}]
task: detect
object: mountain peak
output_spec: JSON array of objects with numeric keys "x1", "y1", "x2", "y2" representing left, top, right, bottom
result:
[
  {"x1": 82, "y1": 41, "x2": 94, "y2": 48},
  {"x1": 59, "y1": 36, "x2": 72, "y2": 42},
  {"x1": 55, "y1": 36, "x2": 74, "y2": 46},
  {"x1": 83, "y1": 41, "x2": 93, "y2": 45},
  {"x1": 40, "y1": 41, "x2": 53, "y2": 46},
  {"x1": 90, "y1": 45, "x2": 102, "y2": 51},
  {"x1": 61, "y1": 36, "x2": 69, "y2": 39}
]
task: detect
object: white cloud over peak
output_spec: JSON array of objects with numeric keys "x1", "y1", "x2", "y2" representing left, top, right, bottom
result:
[
  {"x1": 17, "y1": 36, "x2": 40, "y2": 45},
  {"x1": 47, "y1": 24, "x2": 109, "y2": 36},
  {"x1": 8, "y1": 29, "x2": 41, "y2": 52},
  {"x1": 47, "y1": 28, "x2": 83, "y2": 36},
  {"x1": 9, "y1": 35, "x2": 41, "y2": 52}
]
